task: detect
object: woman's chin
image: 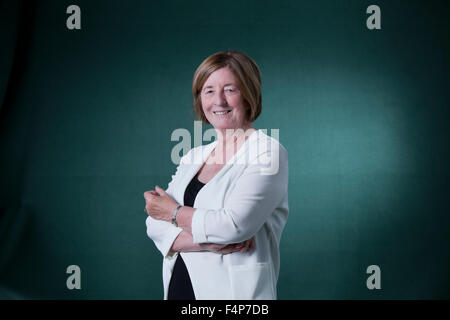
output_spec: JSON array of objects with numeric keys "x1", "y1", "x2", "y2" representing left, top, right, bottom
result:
[
  {"x1": 212, "y1": 124, "x2": 239, "y2": 132},
  {"x1": 210, "y1": 120, "x2": 234, "y2": 129}
]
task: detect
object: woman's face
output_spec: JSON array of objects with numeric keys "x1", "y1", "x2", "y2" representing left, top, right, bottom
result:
[{"x1": 200, "y1": 67, "x2": 249, "y2": 131}]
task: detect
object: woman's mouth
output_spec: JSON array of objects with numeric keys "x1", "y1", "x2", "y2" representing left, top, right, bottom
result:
[{"x1": 213, "y1": 110, "x2": 232, "y2": 115}]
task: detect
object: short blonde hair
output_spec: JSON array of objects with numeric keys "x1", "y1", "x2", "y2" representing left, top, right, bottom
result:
[{"x1": 192, "y1": 50, "x2": 262, "y2": 124}]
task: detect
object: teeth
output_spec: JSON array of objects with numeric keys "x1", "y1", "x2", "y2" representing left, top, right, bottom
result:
[{"x1": 214, "y1": 110, "x2": 231, "y2": 115}]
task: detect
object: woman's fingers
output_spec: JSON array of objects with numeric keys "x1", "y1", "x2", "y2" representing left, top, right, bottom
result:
[
  {"x1": 215, "y1": 244, "x2": 234, "y2": 255},
  {"x1": 219, "y1": 245, "x2": 239, "y2": 255},
  {"x1": 208, "y1": 238, "x2": 256, "y2": 255},
  {"x1": 204, "y1": 243, "x2": 227, "y2": 253},
  {"x1": 143, "y1": 190, "x2": 158, "y2": 199},
  {"x1": 143, "y1": 190, "x2": 164, "y2": 216},
  {"x1": 236, "y1": 241, "x2": 246, "y2": 253},
  {"x1": 238, "y1": 238, "x2": 255, "y2": 253},
  {"x1": 222, "y1": 243, "x2": 246, "y2": 255},
  {"x1": 240, "y1": 240, "x2": 250, "y2": 253}
]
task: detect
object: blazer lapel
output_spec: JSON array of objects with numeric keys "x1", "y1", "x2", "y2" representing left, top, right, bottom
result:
[{"x1": 176, "y1": 141, "x2": 217, "y2": 205}]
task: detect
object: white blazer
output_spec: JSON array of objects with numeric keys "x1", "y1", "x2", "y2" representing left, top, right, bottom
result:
[{"x1": 146, "y1": 129, "x2": 289, "y2": 300}]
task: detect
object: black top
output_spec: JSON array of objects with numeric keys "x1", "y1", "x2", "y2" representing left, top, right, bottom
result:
[
  {"x1": 184, "y1": 174, "x2": 206, "y2": 208},
  {"x1": 167, "y1": 173, "x2": 205, "y2": 300}
]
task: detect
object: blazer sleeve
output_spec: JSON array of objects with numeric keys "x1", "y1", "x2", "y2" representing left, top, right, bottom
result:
[
  {"x1": 145, "y1": 151, "x2": 191, "y2": 258},
  {"x1": 191, "y1": 145, "x2": 289, "y2": 244}
]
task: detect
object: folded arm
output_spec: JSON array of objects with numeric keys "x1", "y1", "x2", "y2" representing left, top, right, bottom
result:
[
  {"x1": 145, "y1": 149, "x2": 254, "y2": 257},
  {"x1": 178, "y1": 148, "x2": 288, "y2": 244},
  {"x1": 146, "y1": 147, "x2": 287, "y2": 255}
]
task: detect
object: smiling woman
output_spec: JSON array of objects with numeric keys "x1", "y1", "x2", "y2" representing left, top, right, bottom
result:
[
  {"x1": 192, "y1": 51, "x2": 262, "y2": 131},
  {"x1": 199, "y1": 67, "x2": 250, "y2": 134},
  {"x1": 143, "y1": 50, "x2": 289, "y2": 300}
]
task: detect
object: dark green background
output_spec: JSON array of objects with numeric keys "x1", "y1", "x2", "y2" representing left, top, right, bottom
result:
[{"x1": 1, "y1": 0, "x2": 449, "y2": 299}]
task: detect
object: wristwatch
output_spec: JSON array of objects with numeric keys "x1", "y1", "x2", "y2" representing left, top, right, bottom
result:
[{"x1": 171, "y1": 205, "x2": 182, "y2": 227}]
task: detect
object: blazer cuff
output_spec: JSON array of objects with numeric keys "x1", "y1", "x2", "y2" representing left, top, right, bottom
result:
[
  {"x1": 163, "y1": 227, "x2": 183, "y2": 258},
  {"x1": 191, "y1": 208, "x2": 208, "y2": 244}
]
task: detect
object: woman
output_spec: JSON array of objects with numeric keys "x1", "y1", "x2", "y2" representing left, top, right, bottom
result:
[{"x1": 144, "y1": 50, "x2": 289, "y2": 300}]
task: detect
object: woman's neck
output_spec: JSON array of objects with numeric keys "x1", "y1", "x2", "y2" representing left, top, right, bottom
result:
[{"x1": 213, "y1": 124, "x2": 256, "y2": 160}]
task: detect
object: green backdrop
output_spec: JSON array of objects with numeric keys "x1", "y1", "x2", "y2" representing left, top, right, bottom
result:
[{"x1": 0, "y1": 0, "x2": 449, "y2": 299}]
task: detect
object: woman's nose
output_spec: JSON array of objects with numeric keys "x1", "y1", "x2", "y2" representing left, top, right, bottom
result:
[{"x1": 212, "y1": 91, "x2": 226, "y2": 105}]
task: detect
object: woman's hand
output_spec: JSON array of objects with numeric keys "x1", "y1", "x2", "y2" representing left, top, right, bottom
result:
[
  {"x1": 200, "y1": 238, "x2": 255, "y2": 255},
  {"x1": 143, "y1": 186, "x2": 179, "y2": 222},
  {"x1": 170, "y1": 231, "x2": 255, "y2": 256}
]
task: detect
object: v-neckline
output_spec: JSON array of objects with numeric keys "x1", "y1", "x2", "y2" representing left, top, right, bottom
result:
[{"x1": 192, "y1": 129, "x2": 259, "y2": 186}]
